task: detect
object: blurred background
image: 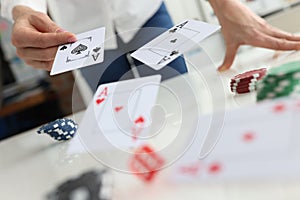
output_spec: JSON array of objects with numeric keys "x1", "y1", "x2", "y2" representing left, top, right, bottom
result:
[{"x1": 1, "y1": 0, "x2": 300, "y2": 140}]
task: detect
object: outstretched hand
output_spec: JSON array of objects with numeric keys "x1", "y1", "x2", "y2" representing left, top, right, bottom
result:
[
  {"x1": 209, "y1": 0, "x2": 300, "y2": 71},
  {"x1": 11, "y1": 5, "x2": 77, "y2": 71}
]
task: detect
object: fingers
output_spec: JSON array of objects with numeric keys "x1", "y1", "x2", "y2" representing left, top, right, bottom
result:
[
  {"x1": 218, "y1": 43, "x2": 239, "y2": 72},
  {"x1": 16, "y1": 46, "x2": 58, "y2": 62},
  {"x1": 12, "y1": 28, "x2": 76, "y2": 48},
  {"x1": 24, "y1": 59, "x2": 54, "y2": 71},
  {"x1": 266, "y1": 25, "x2": 300, "y2": 41},
  {"x1": 252, "y1": 32, "x2": 300, "y2": 50}
]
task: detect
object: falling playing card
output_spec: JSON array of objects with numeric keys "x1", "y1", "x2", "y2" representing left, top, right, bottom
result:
[
  {"x1": 172, "y1": 97, "x2": 300, "y2": 182},
  {"x1": 68, "y1": 75, "x2": 162, "y2": 153},
  {"x1": 131, "y1": 20, "x2": 220, "y2": 70},
  {"x1": 50, "y1": 27, "x2": 105, "y2": 75}
]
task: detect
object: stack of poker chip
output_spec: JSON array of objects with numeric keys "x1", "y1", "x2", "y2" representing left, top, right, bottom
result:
[
  {"x1": 37, "y1": 118, "x2": 78, "y2": 141},
  {"x1": 257, "y1": 61, "x2": 300, "y2": 101},
  {"x1": 230, "y1": 68, "x2": 267, "y2": 94}
]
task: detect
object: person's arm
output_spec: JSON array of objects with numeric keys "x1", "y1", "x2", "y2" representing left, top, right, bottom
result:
[
  {"x1": 208, "y1": 0, "x2": 300, "y2": 71},
  {"x1": 3, "y1": 3, "x2": 77, "y2": 71}
]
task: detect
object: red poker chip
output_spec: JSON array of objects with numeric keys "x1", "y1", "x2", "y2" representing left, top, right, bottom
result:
[
  {"x1": 230, "y1": 76, "x2": 259, "y2": 84},
  {"x1": 232, "y1": 87, "x2": 256, "y2": 94},
  {"x1": 231, "y1": 88, "x2": 255, "y2": 93},
  {"x1": 231, "y1": 83, "x2": 256, "y2": 90},
  {"x1": 230, "y1": 82, "x2": 256, "y2": 89},
  {"x1": 230, "y1": 79, "x2": 257, "y2": 86},
  {"x1": 231, "y1": 68, "x2": 267, "y2": 83}
]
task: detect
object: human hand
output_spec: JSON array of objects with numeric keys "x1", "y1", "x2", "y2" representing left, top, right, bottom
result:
[
  {"x1": 209, "y1": 0, "x2": 300, "y2": 71},
  {"x1": 11, "y1": 5, "x2": 77, "y2": 71}
]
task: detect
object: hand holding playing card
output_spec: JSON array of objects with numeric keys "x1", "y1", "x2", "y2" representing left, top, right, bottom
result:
[{"x1": 11, "y1": 5, "x2": 77, "y2": 71}]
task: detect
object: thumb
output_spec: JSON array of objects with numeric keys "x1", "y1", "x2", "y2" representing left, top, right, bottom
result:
[{"x1": 218, "y1": 44, "x2": 239, "y2": 72}]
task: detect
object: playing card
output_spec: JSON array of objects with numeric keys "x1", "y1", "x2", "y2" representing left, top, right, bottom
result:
[
  {"x1": 51, "y1": 27, "x2": 105, "y2": 75},
  {"x1": 131, "y1": 20, "x2": 220, "y2": 70},
  {"x1": 68, "y1": 75, "x2": 161, "y2": 153},
  {"x1": 172, "y1": 97, "x2": 300, "y2": 182}
]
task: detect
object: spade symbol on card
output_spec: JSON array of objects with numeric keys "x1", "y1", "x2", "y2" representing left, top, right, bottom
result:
[
  {"x1": 176, "y1": 21, "x2": 188, "y2": 29},
  {"x1": 169, "y1": 28, "x2": 178, "y2": 33},
  {"x1": 170, "y1": 50, "x2": 179, "y2": 57},
  {"x1": 170, "y1": 39, "x2": 177, "y2": 43},
  {"x1": 93, "y1": 47, "x2": 101, "y2": 53},
  {"x1": 71, "y1": 44, "x2": 88, "y2": 55},
  {"x1": 60, "y1": 45, "x2": 68, "y2": 51}
]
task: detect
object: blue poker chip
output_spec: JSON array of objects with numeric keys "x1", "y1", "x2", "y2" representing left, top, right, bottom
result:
[{"x1": 37, "y1": 118, "x2": 78, "y2": 141}]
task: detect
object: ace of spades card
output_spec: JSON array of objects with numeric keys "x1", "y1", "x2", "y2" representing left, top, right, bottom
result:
[
  {"x1": 51, "y1": 27, "x2": 105, "y2": 75},
  {"x1": 131, "y1": 20, "x2": 220, "y2": 70}
]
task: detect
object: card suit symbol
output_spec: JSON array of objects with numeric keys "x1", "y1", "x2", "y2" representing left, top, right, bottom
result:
[
  {"x1": 134, "y1": 116, "x2": 145, "y2": 124},
  {"x1": 170, "y1": 50, "x2": 179, "y2": 56},
  {"x1": 169, "y1": 28, "x2": 177, "y2": 33},
  {"x1": 71, "y1": 44, "x2": 88, "y2": 55},
  {"x1": 170, "y1": 39, "x2": 177, "y2": 43},
  {"x1": 96, "y1": 98, "x2": 105, "y2": 105},
  {"x1": 115, "y1": 106, "x2": 123, "y2": 113},
  {"x1": 93, "y1": 47, "x2": 101, "y2": 53},
  {"x1": 273, "y1": 103, "x2": 286, "y2": 113},
  {"x1": 208, "y1": 162, "x2": 222, "y2": 174},
  {"x1": 60, "y1": 45, "x2": 67, "y2": 51},
  {"x1": 176, "y1": 21, "x2": 188, "y2": 29},
  {"x1": 243, "y1": 132, "x2": 255, "y2": 142}
]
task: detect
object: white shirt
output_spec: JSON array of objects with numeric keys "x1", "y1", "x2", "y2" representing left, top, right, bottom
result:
[{"x1": 1, "y1": 0, "x2": 163, "y2": 49}]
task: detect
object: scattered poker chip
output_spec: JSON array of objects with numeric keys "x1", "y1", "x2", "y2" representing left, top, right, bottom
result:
[
  {"x1": 47, "y1": 169, "x2": 113, "y2": 200},
  {"x1": 257, "y1": 61, "x2": 300, "y2": 102},
  {"x1": 37, "y1": 118, "x2": 78, "y2": 141},
  {"x1": 230, "y1": 68, "x2": 267, "y2": 94}
]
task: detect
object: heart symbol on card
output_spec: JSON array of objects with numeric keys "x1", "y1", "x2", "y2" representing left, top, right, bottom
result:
[
  {"x1": 93, "y1": 47, "x2": 101, "y2": 53},
  {"x1": 96, "y1": 98, "x2": 105, "y2": 105},
  {"x1": 242, "y1": 132, "x2": 255, "y2": 142},
  {"x1": 114, "y1": 106, "x2": 123, "y2": 112},
  {"x1": 273, "y1": 103, "x2": 286, "y2": 113},
  {"x1": 134, "y1": 116, "x2": 145, "y2": 124},
  {"x1": 208, "y1": 162, "x2": 222, "y2": 174}
]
